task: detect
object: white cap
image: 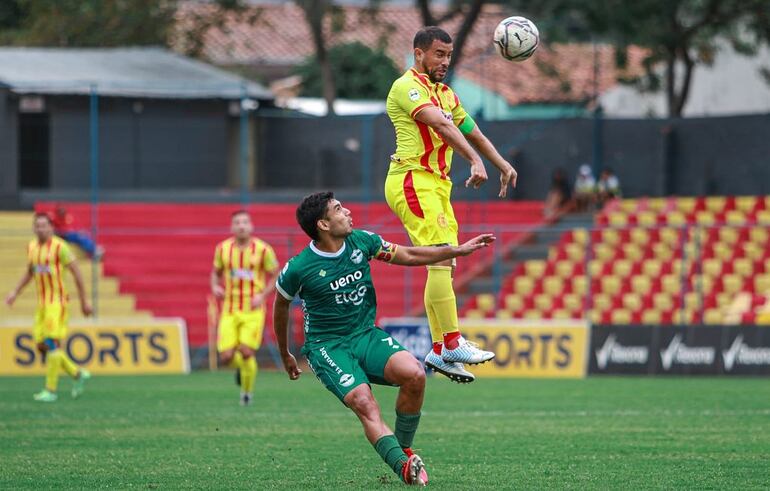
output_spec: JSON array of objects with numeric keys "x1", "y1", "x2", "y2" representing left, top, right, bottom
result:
[{"x1": 579, "y1": 164, "x2": 591, "y2": 176}]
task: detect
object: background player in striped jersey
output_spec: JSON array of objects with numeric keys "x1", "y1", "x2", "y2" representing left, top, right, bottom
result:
[
  {"x1": 5, "y1": 213, "x2": 92, "y2": 402},
  {"x1": 384, "y1": 26, "x2": 518, "y2": 383},
  {"x1": 210, "y1": 210, "x2": 279, "y2": 406}
]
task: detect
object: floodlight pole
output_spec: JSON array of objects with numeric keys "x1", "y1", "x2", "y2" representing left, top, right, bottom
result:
[
  {"x1": 89, "y1": 84, "x2": 99, "y2": 318},
  {"x1": 239, "y1": 83, "x2": 249, "y2": 207}
]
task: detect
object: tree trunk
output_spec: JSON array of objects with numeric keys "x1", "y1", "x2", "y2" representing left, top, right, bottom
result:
[
  {"x1": 299, "y1": 0, "x2": 336, "y2": 116},
  {"x1": 673, "y1": 47, "x2": 695, "y2": 117},
  {"x1": 664, "y1": 49, "x2": 677, "y2": 118},
  {"x1": 445, "y1": 0, "x2": 484, "y2": 85},
  {"x1": 416, "y1": 0, "x2": 435, "y2": 26}
]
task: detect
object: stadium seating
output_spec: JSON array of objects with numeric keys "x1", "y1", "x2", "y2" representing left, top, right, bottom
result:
[
  {"x1": 35, "y1": 201, "x2": 546, "y2": 346},
  {"x1": 462, "y1": 196, "x2": 770, "y2": 325}
]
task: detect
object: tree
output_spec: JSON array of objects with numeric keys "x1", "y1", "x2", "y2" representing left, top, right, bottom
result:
[
  {"x1": 543, "y1": 0, "x2": 770, "y2": 117},
  {"x1": 294, "y1": 0, "x2": 340, "y2": 115},
  {"x1": 295, "y1": 42, "x2": 400, "y2": 100}
]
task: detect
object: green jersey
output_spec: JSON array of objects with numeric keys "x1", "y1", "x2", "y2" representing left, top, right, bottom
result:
[{"x1": 276, "y1": 229, "x2": 398, "y2": 344}]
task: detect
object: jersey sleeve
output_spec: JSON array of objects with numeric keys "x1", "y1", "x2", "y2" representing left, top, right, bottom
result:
[
  {"x1": 213, "y1": 243, "x2": 224, "y2": 270},
  {"x1": 58, "y1": 242, "x2": 75, "y2": 266},
  {"x1": 262, "y1": 244, "x2": 279, "y2": 273},
  {"x1": 391, "y1": 79, "x2": 433, "y2": 119},
  {"x1": 360, "y1": 230, "x2": 399, "y2": 263},
  {"x1": 276, "y1": 259, "x2": 301, "y2": 300}
]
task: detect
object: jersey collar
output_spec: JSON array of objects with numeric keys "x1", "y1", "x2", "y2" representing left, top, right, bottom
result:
[{"x1": 309, "y1": 240, "x2": 346, "y2": 258}]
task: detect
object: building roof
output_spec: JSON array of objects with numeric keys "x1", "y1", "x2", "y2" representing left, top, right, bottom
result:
[
  {"x1": 0, "y1": 47, "x2": 272, "y2": 99},
  {"x1": 176, "y1": 2, "x2": 643, "y2": 105}
]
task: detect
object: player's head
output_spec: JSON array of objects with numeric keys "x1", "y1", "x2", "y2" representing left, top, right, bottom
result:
[
  {"x1": 296, "y1": 191, "x2": 353, "y2": 241},
  {"x1": 33, "y1": 212, "x2": 54, "y2": 242},
  {"x1": 230, "y1": 210, "x2": 253, "y2": 240},
  {"x1": 413, "y1": 26, "x2": 453, "y2": 83}
]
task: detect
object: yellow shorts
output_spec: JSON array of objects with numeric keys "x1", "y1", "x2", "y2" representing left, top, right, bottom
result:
[
  {"x1": 217, "y1": 309, "x2": 265, "y2": 352},
  {"x1": 33, "y1": 304, "x2": 69, "y2": 343},
  {"x1": 385, "y1": 169, "x2": 459, "y2": 246}
]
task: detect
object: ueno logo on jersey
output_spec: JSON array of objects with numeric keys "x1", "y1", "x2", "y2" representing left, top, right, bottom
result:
[
  {"x1": 329, "y1": 270, "x2": 363, "y2": 291},
  {"x1": 230, "y1": 268, "x2": 254, "y2": 280}
]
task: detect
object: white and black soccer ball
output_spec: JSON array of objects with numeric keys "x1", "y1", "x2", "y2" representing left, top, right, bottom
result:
[{"x1": 493, "y1": 16, "x2": 539, "y2": 62}]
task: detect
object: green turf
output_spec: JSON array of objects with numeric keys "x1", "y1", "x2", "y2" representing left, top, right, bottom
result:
[{"x1": 1, "y1": 372, "x2": 769, "y2": 489}]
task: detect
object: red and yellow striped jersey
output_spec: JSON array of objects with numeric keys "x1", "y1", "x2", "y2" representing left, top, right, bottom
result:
[
  {"x1": 28, "y1": 236, "x2": 75, "y2": 307},
  {"x1": 386, "y1": 68, "x2": 469, "y2": 179},
  {"x1": 213, "y1": 237, "x2": 279, "y2": 313}
]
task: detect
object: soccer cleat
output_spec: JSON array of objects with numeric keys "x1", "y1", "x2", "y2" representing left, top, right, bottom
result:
[
  {"x1": 240, "y1": 392, "x2": 252, "y2": 406},
  {"x1": 33, "y1": 390, "x2": 58, "y2": 402},
  {"x1": 401, "y1": 453, "x2": 428, "y2": 486},
  {"x1": 424, "y1": 350, "x2": 475, "y2": 384},
  {"x1": 71, "y1": 369, "x2": 91, "y2": 399},
  {"x1": 441, "y1": 336, "x2": 495, "y2": 365}
]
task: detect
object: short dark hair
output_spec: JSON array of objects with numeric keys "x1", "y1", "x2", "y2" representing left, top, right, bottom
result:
[
  {"x1": 414, "y1": 26, "x2": 452, "y2": 50},
  {"x1": 231, "y1": 209, "x2": 250, "y2": 219},
  {"x1": 296, "y1": 191, "x2": 334, "y2": 241},
  {"x1": 34, "y1": 212, "x2": 52, "y2": 224}
]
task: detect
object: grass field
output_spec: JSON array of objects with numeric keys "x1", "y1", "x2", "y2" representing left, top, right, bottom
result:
[{"x1": 1, "y1": 371, "x2": 769, "y2": 490}]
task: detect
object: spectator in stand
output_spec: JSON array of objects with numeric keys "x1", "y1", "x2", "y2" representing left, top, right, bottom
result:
[
  {"x1": 544, "y1": 168, "x2": 572, "y2": 218},
  {"x1": 52, "y1": 206, "x2": 104, "y2": 260},
  {"x1": 597, "y1": 168, "x2": 622, "y2": 207},
  {"x1": 574, "y1": 164, "x2": 597, "y2": 212}
]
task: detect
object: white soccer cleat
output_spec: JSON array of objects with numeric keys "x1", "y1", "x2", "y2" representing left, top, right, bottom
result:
[
  {"x1": 240, "y1": 392, "x2": 252, "y2": 406},
  {"x1": 441, "y1": 336, "x2": 495, "y2": 365},
  {"x1": 424, "y1": 350, "x2": 475, "y2": 384}
]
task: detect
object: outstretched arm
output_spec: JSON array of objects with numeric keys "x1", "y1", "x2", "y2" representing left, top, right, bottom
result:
[
  {"x1": 273, "y1": 293, "x2": 302, "y2": 380},
  {"x1": 465, "y1": 126, "x2": 518, "y2": 198},
  {"x1": 5, "y1": 267, "x2": 33, "y2": 307},
  {"x1": 389, "y1": 234, "x2": 496, "y2": 267}
]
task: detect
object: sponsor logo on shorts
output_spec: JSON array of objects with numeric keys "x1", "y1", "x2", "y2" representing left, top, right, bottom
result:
[{"x1": 339, "y1": 373, "x2": 355, "y2": 387}]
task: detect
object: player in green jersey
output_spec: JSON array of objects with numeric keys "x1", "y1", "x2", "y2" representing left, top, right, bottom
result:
[{"x1": 273, "y1": 191, "x2": 495, "y2": 486}]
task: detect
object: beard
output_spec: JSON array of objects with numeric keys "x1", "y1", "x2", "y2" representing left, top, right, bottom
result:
[{"x1": 428, "y1": 67, "x2": 447, "y2": 83}]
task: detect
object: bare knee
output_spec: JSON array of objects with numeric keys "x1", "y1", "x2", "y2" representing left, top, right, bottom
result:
[
  {"x1": 402, "y1": 361, "x2": 426, "y2": 390},
  {"x1": 239, "y1": 346, "x2": 255, "y2": 360},
  {"x1": 219, "y1": 349, "x2": 234, "y2": 365},
  {"x1": 346, "y1": 389, "x2": 381, "y2": 420}
]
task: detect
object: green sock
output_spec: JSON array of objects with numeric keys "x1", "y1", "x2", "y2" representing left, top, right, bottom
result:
[
  {"x1": 373, "y1": 434, "x2": 408, "y2": 479},
  {"x1": 394, "y1": 411, "x2": 421, "y2": 449}
]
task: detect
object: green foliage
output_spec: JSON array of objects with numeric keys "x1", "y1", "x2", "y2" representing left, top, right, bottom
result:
[{"x1": 294, "y1": 41, "x2": 400, "y2": 100}]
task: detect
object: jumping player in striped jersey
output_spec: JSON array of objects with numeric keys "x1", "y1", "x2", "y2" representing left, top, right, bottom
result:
[
  {"x1": 385, "y1": 26, "x2": 518, "y2": 383},
  {"x1": 5, "y1": 213, "x2": 92, "y2": 402},
  {"x1": 210, "y1": 210, "x2": 279, "y2": 406}
]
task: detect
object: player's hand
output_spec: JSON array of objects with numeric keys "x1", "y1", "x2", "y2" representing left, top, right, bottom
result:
[
  {"x1": 457, "y1": 234, "x2": 496, "y2": 256},
  {"x1": 465, "y1": 161, "x2": 488, "y2": 189},
  {"x1": 282, "y1": 353, "x2": 302, "y2": 380},
  {"x1": 251, "y1": 293, "x2": 264, "y2": 309},
  {"x1": 81, "y1": 302, "x2": 93, "y2": 317},
  {"x1": 499, "y1": 163, "x2": 518, "y2": 198},
  {"x1": 212, "y1": 284, "x2": 225, "y2": 299},
  {"x1": 5, "y1": 291, "x2": 17, "y2": 307}
]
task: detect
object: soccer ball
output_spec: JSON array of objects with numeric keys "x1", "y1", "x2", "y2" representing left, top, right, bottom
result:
[{"x1": 493, "y1": 16, "x2": 539, "y2": 62}]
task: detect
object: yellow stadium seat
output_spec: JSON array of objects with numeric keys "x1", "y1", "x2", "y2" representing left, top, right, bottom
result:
[
  {"x1": 713, "y1": 242, "x2": 733, "y2": 261},
  {"x1": 637, "y1": 211, "x2": 658, "y2": 227},
  {"x1": 572, "y1": 276, "x2": 588, "y2": 296},
  {"x1": 622, "y1": 293, "x2": 643, "y2": 312},
  {"x1": 543, "y1": 276, "x2": 564, "y2": 295},
  {"x1": 593, "y1": 293, "x2": 612, "y2": 312},
  {"x1": 660, "y1": 228, "x2": 681, "y2": 247},
  {"x1": 672, "y1": 309, "x2": 696, "y2": 324},
  {"x1": 589, "y1": 310, "x2": 602, "y2": 324},
  {"x1": 652, "y1": 243, "x2": 674, "y2": 261},
  {"x1": 662, "y1": 274, "x2": 682, "y2": 295},
  {"x1": 755, "y1": 274, "x2": 770, "y2": 294},
  {"x1": 743, "y1": 242, "x2": 763, "y2": 261},
  {"x1": 715, "y1": 292, "x2": 733, "y2": 308},
  {"x1": 653, "y1": 293, "x2": 674, "y2": 311},
  {"x1": 725, "y1": 210, "x2": 747, "y2": 226},
  {"x1": 702, "y1": 258, "x2": 722, "y2": 278},
  {"x1": 523, "y1": 309, "x2": 543, "y2": 320},
  {"x1": 705, "y1": 196, "x2": 726, "y2": 213},
  {"x1": 608, "y1": 212, "x2": 628, "y2": 227},
  {"x1": 630, "y1": 228, "x2": 650, "y2": 246},
  {"x1": 735, "y1": 196, "x2": 757, "y2": 212},
  {"x1": 648, "y1": 198, "x2": 668, "y2": 211},
  {"x1": 601, "y1": 275, "x2": 622, "y2": 294},
  {"x1": 594, "y1": 243, "x2": 615, "y2": 262},
  {"x1": 718, "y1": 227, "x2": 739, "y2": 245},
  {"x1": 476, "y1": 293, "x2": 496, "y2": 313},
  {"x1": 565, "y1": 243, "x2": 585, "y2": 262},
  {"x1": 525, "y1": 260, "x2": 546, "y2": 278},
  {"x1": 588, "y1": 260, "x2": 605, "y2": 277},
  {"x1": 622, "y1": 243, "x2": 643, "y2": 262},
  {"x1": 602, "y1": 229, "x2": 621, "y2": 246},
  {"x1": 641, "y1": 310, "x2": 662, "y2": 324},
  {"x1": 756, "y1": 210, "x2": 770, "y2": 225},
  {"x1": 677, "y1": 197, "x2": 697, "y2": 214},
  {"x1": 703, "y1": 308, "x2": 723, "y2": 325},
  {"x1": 631, "y1": 275, "x2": 652, "y2": 295},
  {"x1": 496, "y1": 310, "x2": 514, "y2": 320},
  {"x1": 613, "y1": 259, "x2": 633, "y2": 278},
  {"x1": 690, "y1": 274, "x2": 715, "y2": 295},
  {"x1": 696, "y1": 211, "x2": 716, "y2": 226},
  {"x1": 611, "y1": 309, "x2": 632, "y2": 324},
  {"x1": 504, "y1": 294, "x2": 524, "y2": 312},
  {"x1": 555, "y1": 260, "x2": 574, "y2": 279},
  {"x1": 666, "y1": 211, "x2": 687, "y2": 227},
  {"x1": 620, "y1": 199, "x2": 639, "y2": 213},
  {"x1": 732, "y1": 258, "x2": 753, "y2": 278},
  {"x1": 572, "y1": 228, "x2": 589, "y2": 245},
  {"x1": 534, "y1": 294, "x2": 553, "y2": 311},
  {"x1": 465, "y1": 309, "x2": 485, "y2": 319},
  {"x1": 514, "y1": 276, "x2": 535, "y2": 295},
  {"x1": 563, "y1": 293, "x2": 583, "y2": 312},
  {"x1": 722, "y1": 274, "x2": 743, "y2": 295},
  {"x1": 642, "y1": 259, "x2": 662, "y2": 278},
  {"x1": 749, "y1": 227, "x2": 768, "y2": 244},
  {"x1": 683, "y1": 291, "x2": 702, "y2": 310},
  {"x1": 551, "y1": 309, "x2": 573, "y2": 320}
]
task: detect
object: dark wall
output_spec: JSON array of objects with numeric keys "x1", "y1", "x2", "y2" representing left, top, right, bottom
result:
[
  {"x1": 0, "y1": 90, "x2": 19, "y2": 207},
  {"x1": 48, "y1": 97, "x2": 230, "y2": 189}
]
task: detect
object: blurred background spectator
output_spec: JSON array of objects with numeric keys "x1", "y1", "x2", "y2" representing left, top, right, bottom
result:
[
  {"x1": 597, "y1": 168, "x2": 622, "y2": 207},
  {"x1": 52, "y1": 206, "x2": 104, "y2": 260},
  {"x1": 574, "y1": 164, "x2": 597, "y2": 212},
  {"x1": 544, "y1": 168, "x2": 572, "y2": 218}
]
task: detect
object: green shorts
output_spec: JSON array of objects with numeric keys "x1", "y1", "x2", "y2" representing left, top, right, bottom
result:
[{"x1": 302, "y1": 327, "x2": 407, "y2": 403}]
